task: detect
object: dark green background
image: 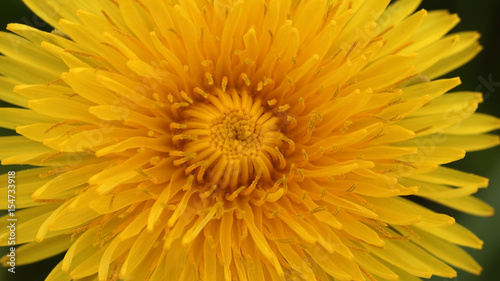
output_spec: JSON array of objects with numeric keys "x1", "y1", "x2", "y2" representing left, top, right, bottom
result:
[{"x1": 0, "y1": 0, "x2": 498, "y2": 280}]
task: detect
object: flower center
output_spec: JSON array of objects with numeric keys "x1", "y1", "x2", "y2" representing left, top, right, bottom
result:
[
  {"x1": 171, "y1": 88, "x2": 286, "y2": 190},
  {"x1": 210, "y1": 110, "x2": 261, "y2": 158}
]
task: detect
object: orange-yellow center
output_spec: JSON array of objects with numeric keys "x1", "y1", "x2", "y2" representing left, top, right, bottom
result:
[{"x1": 171, "y1": 88, "x2": 286, "y2": 190}]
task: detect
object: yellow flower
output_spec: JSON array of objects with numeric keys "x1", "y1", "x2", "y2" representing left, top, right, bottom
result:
[{"x1": 0, "y1": 0, "x2": 499, "y2": 280}]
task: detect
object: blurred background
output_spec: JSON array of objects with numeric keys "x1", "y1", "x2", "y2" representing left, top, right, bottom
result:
[{"x1": 0, "y1": 0, "x2": 498, "y2": 280}]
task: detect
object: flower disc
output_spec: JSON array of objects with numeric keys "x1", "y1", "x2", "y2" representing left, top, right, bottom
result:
[{"x1": 172, "y1": 88, "x2": 286, "y2": 190}]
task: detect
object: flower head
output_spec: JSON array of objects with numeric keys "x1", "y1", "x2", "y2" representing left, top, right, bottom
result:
[{"x1": 1, "y1": 0, "x2": 499, "y2": 280}]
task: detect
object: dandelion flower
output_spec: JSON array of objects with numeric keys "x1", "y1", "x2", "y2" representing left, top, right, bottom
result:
[{"x1": 1, "y1": 0, "x2": 499, "y2": 280}]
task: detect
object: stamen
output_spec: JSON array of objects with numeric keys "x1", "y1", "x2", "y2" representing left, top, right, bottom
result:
[
  {"x1": 360, "y1": 266, "x2": 377, "y2": 281},
  {"x1": 221, "y1": 76, "x2": 228, "y2": 92},
  {"x1": 286, "y1": 116, "x2": 297, "y2": 130},
  {"x1": 310, "y1": 206, "x2": 328, "y2": 214},
  {"x1": 41, "y1": 151, "x2": 66, "y2": 163},
  {"x1": 414, "y1": 126, "x2": 433, "y2": 134},
  {"x1": 201, "y1": 60, "x2": 213, "y2": 67},
  {"x1": 346, "y1": 245, "x2": 370, "y2": 253},
  {"x1": 204, "y1": 72, "x2": 214, "y2": 85},
  {"x1": 180, "y1": 91, "x2": 193, "y2": 104},
  {"x1": 33, "y1": 198, "x2": 69, "y2": 203},
  {"x1": 275, "y1": 147, "x2": 286, "y2": 169},
  {"x1": 242, "y1": 167, "x2": 262, "y2": 196},
  {"x1": 170, "y1": 123, "x2": 187, "y2": 129},
  {"x1": 39, "y1": 167, "x2": 73, "y2": 178},
  {"x1": 308, "y1": 110, "x2": 322, "y2": 132},
  {"x1": 109, "y1": 0, "x2": 119, "y2": 8},
  {"x1": 302, "y1": 149, "x2": 309, "y2": 163},
  {"x1": 44, "y1": 78, "x2": 64, "y2": 87},
  {"x1": 244, "y1": 58, "x2": 254, "y2": 66},
  {"x1": 257, "y1": 81, "x2": 264, "y2": 91},
  {"x1": 241, "y1": 73, "x2": 251, "y2": 86},
  {"x1": 391, "y1": 40, "x2": 414, "y2": 55},
  {"x1": 263, "y1": 77, "x2": 273, "y2": 86},
  {"x1": 226, "y1": 185, "x2": 247, "y2": 201},
  {"x1": 193, "y1": 87, "x2": 208, "y2": 98},
  {"x1": 267, "y1": 98, "x2": 277, "y2": 106},
  {"x1": 345, "y1": 39, "x2": 359, "y2": 60},
  {"x1": 278, "y1": 104, "x2": 290, "y2": 113},
  {"x1": 101, "y1": 10, "x2": 119, "y2": 30},
  {"x1": 44, "y1": 119, "x2": 79, "y2": 134},
  {"x1": 344, "y1": 183, "x2": 357, "y2": 194},
  {"x1": 64, "y1": 49, "x2": 103, "y2": 60}
]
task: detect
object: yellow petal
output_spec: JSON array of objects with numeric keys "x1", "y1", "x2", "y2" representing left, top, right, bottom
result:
[
  {"x1": 337, "y1": 212, "x2": 385, "y2": 247},
  {"x1": 48, "y1": 191, "x2": 101, "y2": 231},
  {"x1": 409, "y1": 227, "x2": 482, "y2": 275},
  {"x1": 45, "y1": 261, "x2": 71, "y2": 281},
  {"x1": 369, "y1": 236, "x2": 456, "y2": 278},
  {"x1": 89, "y1": 188, "x2": 150, "y2": 214},
  {"x1": 88, "y1": 152, "x2": 151, "y2": 195},
  {"x1": 396, "y1": 146, "x2": 465, "y2": 165},
  {"x1": 396, "y1": 133, "x2": 500, "y2": 152},
  {"x1": 0, "y1": 204, "x2": 64, "y2": 245},
  {"x1": 14, "y1": 84, "x2": 78, "y2": 100},
  {"x1": 0, "y1": 31, "x2": 66, "y2": 75},
  {"x1": 7, "y1": 23, "x2": 81, "y2": 51},
  {"x1": 0, "y1": 108, "x2": 57, "y2": 130},
  {"x1": 164, "y1": 238, "x2": 189, "y2": 280},
  {"x1": 4, "y1": 235, "x2": 72, "y2": 266},
  {"x1": 0, "y1": 167, "x2": 52, "y2": 208},
  {"x1": 413, "y1": 34, "x2": 458, "y2": 73},
  {"x1": 396, "y1": 100, "x2": 477, "y2": 137},
  {"x1": 412, "y1": 92, "x2": 482, "y2": 117},
  {"x1": 28, "y1": 98, "x2": 98, "y2": 124},
  {"x1": 368, "y1": 197, "x2": 454, "y2": 227},
  {"x1": 402, "y1": 178, "x2": 478, "y2": 198},
  {"x1": 0, "y1": 56, "x2": 57, "y2": 84},
  {"x1": 0, "y1": 77, "x2": 27, "y2": 107},
  {"x1": 439, "y1": 134, "x2": 500, "y2": 152},
  {"x1": 402, "y1": 77, "x2": 461, "y2": 100},
  {"x1": 182, "y1": 203, "x2": 219, "y2": 246},
  {"x1": 352, "y1": 250, "x2": 399, "y2": 280},
  {"x1": 429, "y1": 195, "x2": 494, "y2": 217},
  {"x1": 376, "y1": 0, "x2": 422, "y2": 32},
  {"x1": 410, "y1": 166, "x2": 488, "y2": 188},
  {"x1": 0, "y1": 136, "x2": 55, "y2": 162},
  {"x1": 241, "y1": 201, "x2": 284, "y2": 277},
  {"x1": 305, "y1": 244, "x2": 362, "y2": 281},
  {"x1": 445, "y1": 113, "x2": 500, "y2": 135},
  {"x1": 374, "y1": 9, "x2": 427, "y2": 59},
  {"x1": 88, "y1": 105, "x2": 167, "y2": 133},
  {"x1": 417, "y1": 223, "x2": 483, "y2": 249},
  {"x1": 407, "y1": 10, "x2": 460, "y2": 52},
  {"x1": 426, "y1": 33, "x2": 482, "y2": 79}
]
